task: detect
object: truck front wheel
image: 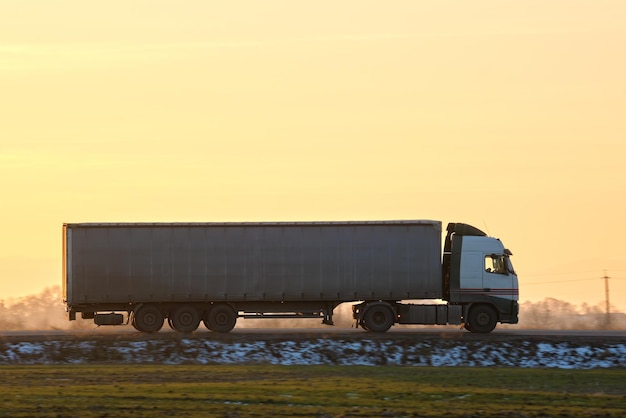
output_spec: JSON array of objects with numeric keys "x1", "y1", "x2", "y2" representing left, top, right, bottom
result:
[
  {"x1": 204, "y1": 304, "x2": 237, "y2": 333},
  {"x1": 132, "y1": 304, "x2": 164, "y2": 333},
  {"x1": 467, "y1": 305, "x2": 498, "y2": 333},
  {"x1": 362, "y1": 304, "x2": 394, "y2": 333}
]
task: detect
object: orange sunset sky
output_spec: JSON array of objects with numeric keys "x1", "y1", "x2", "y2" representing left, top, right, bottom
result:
[{"x1": 1, "y1": 1, "x2": 625, "y2": 312}]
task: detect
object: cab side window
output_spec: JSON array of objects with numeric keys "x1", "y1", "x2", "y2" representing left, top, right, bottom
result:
[{"x1": 485, "y1": 254, "x2": 507, "y2": 275}]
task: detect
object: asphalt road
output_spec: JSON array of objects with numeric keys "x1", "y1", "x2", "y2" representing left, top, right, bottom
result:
[{"x1": 1, "y1": 327, "x2": 624, "y2": 339}]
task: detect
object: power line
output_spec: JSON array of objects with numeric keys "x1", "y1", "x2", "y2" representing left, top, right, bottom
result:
[
  {"x1": 523, "y1": 269, "x2": 626, "y2": 278},
  {"x1": 524, "y1": 278, "x2": 598, "y2": 285},
  {"x1": 523, "y1": 276, "x2": 626, "y2": 285},
  {"x1": 522, "y1": 270, "x2": 604, "y2": 278},
  {"x1": 524, "y1": 272, "x2": 618, "y2": 328}
]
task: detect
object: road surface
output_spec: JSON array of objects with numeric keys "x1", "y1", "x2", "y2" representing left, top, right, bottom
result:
[{"x1": 1, "y1": 327, "x2": 624, "y2": 340}]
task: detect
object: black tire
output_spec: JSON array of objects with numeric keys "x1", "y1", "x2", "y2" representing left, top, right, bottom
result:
[
  {"x1": 169, "y1": 305, "x2": 201, "y2": 333},
  {"x1": 467, "y1": 305, "x2": 498, "y2": 333},
  {"x1": 132, "y1": 305, "x2": 164, "y2": 333},
  {"x1": 204, "y1": 304, "x2": 237, "y2": 333},
  {"x1": 362, "y1": 304, "x2": 394, "y2": 333}
]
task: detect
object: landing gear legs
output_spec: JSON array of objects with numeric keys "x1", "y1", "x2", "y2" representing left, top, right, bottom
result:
[{"x1": 321, "y1": 308, "x2": 334, "y2": 326}]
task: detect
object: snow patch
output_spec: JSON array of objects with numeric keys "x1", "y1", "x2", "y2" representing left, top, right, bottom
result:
[{"x1": 1, "y1": 338, "x2": 625, "y2": 368}]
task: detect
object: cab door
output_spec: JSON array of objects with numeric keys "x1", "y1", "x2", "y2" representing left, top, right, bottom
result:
[{"x1": 483, "y1": 254, "x2": 516, "y2": 300}]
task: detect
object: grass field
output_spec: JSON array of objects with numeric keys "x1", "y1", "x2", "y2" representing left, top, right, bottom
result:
[{"x1": 0, "y1": 365, "x2": 624, "y2": 417}]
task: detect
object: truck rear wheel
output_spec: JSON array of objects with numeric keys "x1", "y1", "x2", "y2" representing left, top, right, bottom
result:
[
  {"x1": 467, "y1": 305, "x2": 498, "y2": 333},
  {"x1": 362, "y1": 304, "x2": 394, "y2": 333},
  {"x1": 169, "y1": 305, "x2": 201, "y2": 333},
  {"x1": 204, "y1": 304, "x2": 237, "y2": 333},
  {"x1": 132, "y1": 305, "x2": 164, "y2": 333}
]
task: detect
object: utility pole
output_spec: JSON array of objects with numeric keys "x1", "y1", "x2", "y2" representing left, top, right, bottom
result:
[{"x1": 603, "y1": 270, "x2": 611, "y2": 328}]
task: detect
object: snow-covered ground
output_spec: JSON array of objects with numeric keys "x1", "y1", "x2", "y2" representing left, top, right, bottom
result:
[{"x1": 1, "y1": 336, "x2": 625, "y2": 369}]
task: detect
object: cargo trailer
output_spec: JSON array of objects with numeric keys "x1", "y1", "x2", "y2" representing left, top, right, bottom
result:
[{"x1": 63, "y1": 220, "x2": 519, "y2": 333}]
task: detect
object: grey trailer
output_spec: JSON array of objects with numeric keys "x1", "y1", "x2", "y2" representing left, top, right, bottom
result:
[
  {"x1": 63, "y1": 220, "x2": 439, "y2": 331},
  {"x1": 63, "y1": 220, "x2": 519, "y2": 333}
]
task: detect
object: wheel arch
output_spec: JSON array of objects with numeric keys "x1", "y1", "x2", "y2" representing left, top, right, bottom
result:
[{"x1": 354, "y1": 301, "x2": 397, "y2": 321}]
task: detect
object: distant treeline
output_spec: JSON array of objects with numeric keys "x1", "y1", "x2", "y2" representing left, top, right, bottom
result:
[
  {"x1": 516, "y1": 297, "x2": 625, "y2": 330},
  {"x1": 0, "y1": 287, "x2": 623, "y2": 331}
]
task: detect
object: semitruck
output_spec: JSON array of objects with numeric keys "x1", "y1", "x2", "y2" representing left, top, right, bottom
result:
[{"x1": 63, "y1": 220, "x2": 519, "y2": 333}]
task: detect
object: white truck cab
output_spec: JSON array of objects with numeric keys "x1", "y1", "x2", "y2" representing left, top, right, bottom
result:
[{"x1": 443, "y1": 223, "x2": 519, "y2": 332}]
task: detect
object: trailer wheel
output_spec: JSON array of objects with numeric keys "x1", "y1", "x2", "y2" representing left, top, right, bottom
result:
[
  {"x1": 204, "y1": 304, "x2": 237, "y2": 333},
  {"x1": 467, "y1": 305, "x2": 498, "y2": 333},
  {"x1": 362, "y1": 304, "x2": 394, "y2": 333},
  {"x1": 169, "y1": 305, "x2": 201, "y2": 333},
  {"x1": 132, "y1": 305, "x2": 164, "y2": 333}
]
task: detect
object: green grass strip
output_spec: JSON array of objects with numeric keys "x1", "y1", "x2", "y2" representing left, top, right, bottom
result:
[{"x1": 0, "y1": 365, "x2": 624, "y2": 417}]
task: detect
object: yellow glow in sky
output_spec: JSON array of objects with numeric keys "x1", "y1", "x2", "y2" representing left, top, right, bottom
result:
[{"x1": 1, "y1": 1, "x2": 625, "y2": 311}]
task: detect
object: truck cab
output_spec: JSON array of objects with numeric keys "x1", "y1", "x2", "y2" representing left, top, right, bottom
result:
[{"x1": 443, "y1": 223, "x2": 519, "y2": 332}]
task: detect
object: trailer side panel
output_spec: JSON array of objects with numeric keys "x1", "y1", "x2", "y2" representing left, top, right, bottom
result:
[{"x1": 64, "y1": 221, "x2": 442, "y2": 305}]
